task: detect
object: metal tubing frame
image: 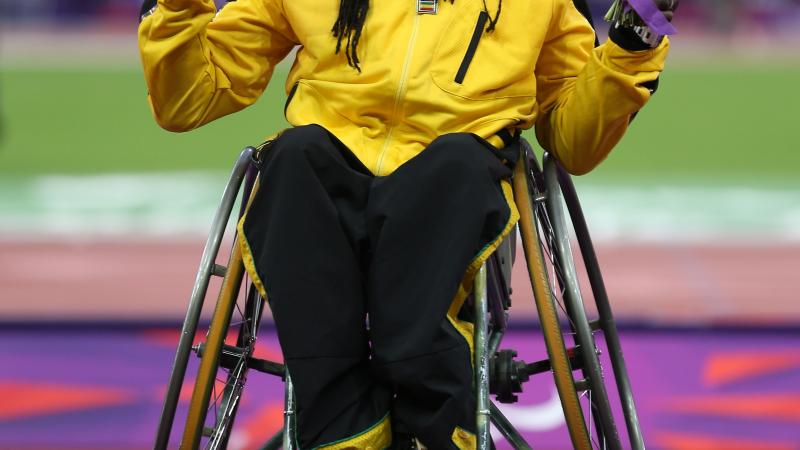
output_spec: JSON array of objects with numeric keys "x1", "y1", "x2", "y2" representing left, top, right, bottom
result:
[
  {"x1": 283, "y1": 372, "x2": 298, "y2": 450},
  {"x1": 486, "y1": 254, "x2": 509, "y2": 330},
  {"x1": 487, "y1": 329, "x2": 505, "y2": 360},
  {"x1": 154, "y1": 147, "x2": 255, "y2": 450},
  {"x1": 261, "y1": 431, "x2": 284, "y2": 450},
  {"x1": 474, "y1": 264, "x2": 491, "y2": 450},
  {"x1": 490, "y1": 402, "x2": 533, "y2": 450}
]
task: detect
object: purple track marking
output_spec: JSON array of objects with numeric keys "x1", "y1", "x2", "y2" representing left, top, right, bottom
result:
[{"x1": 1, "y1": 328, "x2": 798, "y2": 449}]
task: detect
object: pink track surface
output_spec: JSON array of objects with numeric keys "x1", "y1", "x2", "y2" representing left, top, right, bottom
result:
[{"x1": 1, "y1": 239, "x2": 798, "y2": 325}]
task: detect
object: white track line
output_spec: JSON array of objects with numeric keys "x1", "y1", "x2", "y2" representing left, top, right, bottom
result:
[{"x1": 1, "y1": 172, "x2": 799, "y2": 242}]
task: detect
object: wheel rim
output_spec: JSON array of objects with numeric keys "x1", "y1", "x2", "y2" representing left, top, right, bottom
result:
[
  {"x1": 540, "y1": 154, "x2": 621, "y2": 450},
  {"x1": 514, "y1": 143, "x2": 625, "y2": 450},
  {"x1": 155, "y1": 148, "x2": 258, "y2": 450},
  {"x1": 557, "y1": 165, "x2": 646, "y2": 450},
  {"x1": 513, "y1": 151, "x2": 591, "y2": 450},
  {"x1": 181, "y1": 242, "x2": 265, "y2": 450}
]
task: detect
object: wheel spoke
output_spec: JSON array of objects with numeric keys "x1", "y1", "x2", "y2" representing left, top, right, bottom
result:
[
  {"x1": 235, "y1": 298, "x2": 251, "y2": 339},
  {"x1": 537, "y1": 208, "x2": 579, "y2": 334},
  {"x1": 211, "y1": 381, "x2": 218, "y2": 426}
]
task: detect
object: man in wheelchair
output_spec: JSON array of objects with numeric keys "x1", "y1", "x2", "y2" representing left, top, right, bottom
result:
[{"x1": 139, "y1": 0, "x2": 677, "y2": 448}]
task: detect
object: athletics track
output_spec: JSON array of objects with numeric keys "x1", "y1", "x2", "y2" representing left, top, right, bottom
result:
[
  {"x1": 1, "y1": 239, "x2": 799, "y2": 449},
  {"x1": 1, "y1": 240, "x2": 797, "y2": 325},
  {"x1": 0, "y1": 326, "x2": 798, "y2": 449}
]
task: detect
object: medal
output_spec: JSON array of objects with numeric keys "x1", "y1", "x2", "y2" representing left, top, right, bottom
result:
[{"x1": 417, "y1": 0, "x2": 438, "y2": 14}]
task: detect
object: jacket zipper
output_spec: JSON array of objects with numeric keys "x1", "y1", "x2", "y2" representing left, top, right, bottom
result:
[
  {"x1": 375, "y1": 13, "x2": 421, "y2": 176},
  {"x1": 455, "y1": 11, "x2": 489, "y2": 84}
]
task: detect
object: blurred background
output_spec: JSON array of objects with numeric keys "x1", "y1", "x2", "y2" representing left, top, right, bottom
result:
[{"x1": 1, "y1": 0, "x2": 799, "y2": 449}]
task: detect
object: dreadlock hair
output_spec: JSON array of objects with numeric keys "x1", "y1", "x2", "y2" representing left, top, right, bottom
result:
[
  {"x1": 482, "y1": 0, "x2": 502, "y2": 32},
  {"x1": 332, "y1": 0, "x2": 502, "y2": 72},
  {"x1": 331, "y1": 0, "x2": 370, "y2": 72}
]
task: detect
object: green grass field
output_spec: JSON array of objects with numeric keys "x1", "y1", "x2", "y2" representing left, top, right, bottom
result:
[{"x1": 2, "y1": 64, "x2": 799, "y2": 185}]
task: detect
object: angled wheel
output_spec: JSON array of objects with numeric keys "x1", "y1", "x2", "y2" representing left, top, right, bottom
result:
[
  {"x1": 180, "y1": 166, "x2": 283, "y2": 449},
  {"x1": 180, "y1": 252, "x2": 266, "y2": 449},
  {"x1": 548, "y1": 153, "x2": 646, "y2": 450},
  {"x1": 513, "y1": 145, "x2": 593, "y2": 450},
  {"x1": 155, "y1": 146, "x2": 286, "y2": 450},
  {"x1": 154, "y1": 148, "x2": 258, "y2": 450},
  {"x1": 513, "y1": 140, "x2": 644, "y2": 450}
]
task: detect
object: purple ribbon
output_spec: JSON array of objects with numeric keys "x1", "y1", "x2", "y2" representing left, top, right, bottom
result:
[{"x1": 625, "y1": 0, "x2": 677, "y2": 35}]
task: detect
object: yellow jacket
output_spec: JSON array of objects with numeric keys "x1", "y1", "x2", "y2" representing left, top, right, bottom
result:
[{"x1": 139, "y1": 0, "x2": 669, "y2": 175}]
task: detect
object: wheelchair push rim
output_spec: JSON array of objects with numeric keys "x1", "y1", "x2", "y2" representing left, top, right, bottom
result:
[
  {"x1": 555, "y1": 159, "x2": 646, "y2": 450},
  {"x1": 180, "y1": 159, "x2": 274, "y2": 449},
  {"x1": 154, "y1": 147, "x2": 258, "y2": 450},
  {"x1": 541, "y1": 152, "x2": 620, "y2": 450}
]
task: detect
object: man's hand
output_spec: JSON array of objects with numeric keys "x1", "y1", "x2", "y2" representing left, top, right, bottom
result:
[{"x1": 608, "y1": 0, "x2": 680, "y2": 51}]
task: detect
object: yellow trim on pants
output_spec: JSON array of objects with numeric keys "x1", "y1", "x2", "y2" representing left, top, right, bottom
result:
[
  {"x1": 314, "y1": 413, "x2": 392, "y2": 450},
  {"x1": 447, "y1": 179, "x2": 520, "y2": 360},
  {"x1": 238, "y1": 134, "x2": 284, "y2": 301},
  {"x1": 452, "y1": 426, "x2": 477, "y2": 450},
  {"x1": 237, "y1": 178, "x2": 269, "y2": 301}
]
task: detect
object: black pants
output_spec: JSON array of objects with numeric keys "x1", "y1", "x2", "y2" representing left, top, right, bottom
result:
[{"x1": 241, "y1": 124, "x2": 512, "y2": 449}]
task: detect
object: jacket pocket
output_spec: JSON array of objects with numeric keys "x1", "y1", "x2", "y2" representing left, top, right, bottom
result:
[{"x1": 430, "y1": 1, "x2": 541, "y2": 100}]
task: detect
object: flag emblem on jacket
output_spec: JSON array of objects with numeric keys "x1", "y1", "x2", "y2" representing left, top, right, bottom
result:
[{"x1": 417, "y1": 0, "x2": 437, "y2": 14}]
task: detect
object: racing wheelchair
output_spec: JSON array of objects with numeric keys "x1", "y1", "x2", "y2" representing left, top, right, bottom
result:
[{"x1": 152, "y1": 138, "x2": 645, "y2": 450}]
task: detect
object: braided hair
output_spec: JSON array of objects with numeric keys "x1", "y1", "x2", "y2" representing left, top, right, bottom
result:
[
  {"x1": 332, "y1": 0, "x2": 502, "y2": 72},
  {"x1": 331, "y1": 0, "x2": 370, "y2": 71},
  {"x1": 482, "y1": 0, "x2": 502, "y2": 32}
]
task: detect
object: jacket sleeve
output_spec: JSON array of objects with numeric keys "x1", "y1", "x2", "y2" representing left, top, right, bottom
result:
[
  {"x1": 138, "y1": 0, "x2": 297, "y2": 132},
  {"x1": 534, "y1": 0, "x2": 669, "y2": 175}
]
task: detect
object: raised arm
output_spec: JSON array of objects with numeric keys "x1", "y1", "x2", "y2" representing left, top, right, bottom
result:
[
  {"x1": 138, "y1": 0, "x2": 298, "y2": 132},
  {"x1": 534, "y1": 0, "x2": 669, "y2": 175}
]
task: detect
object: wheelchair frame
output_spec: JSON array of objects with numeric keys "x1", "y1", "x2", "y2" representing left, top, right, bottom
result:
[{"x1": 153, "y1": 139, "x2": 644, "y2": 450}]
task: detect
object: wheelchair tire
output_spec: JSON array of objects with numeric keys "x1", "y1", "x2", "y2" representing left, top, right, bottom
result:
[
  {"x1": 177, "y1": 151, "x2": 280, "y2": 450},
  {"x1": 512, "y1": 145, "x2": 592, "y2": 450},
  {"x1": 514, "y1": 140, "x2": 644, "y2": 450},
  {"x1": 181, "y1": 241, "x2": 251, "y2": 449}
]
